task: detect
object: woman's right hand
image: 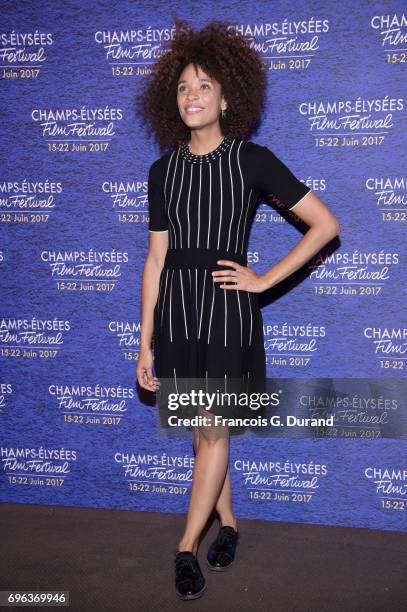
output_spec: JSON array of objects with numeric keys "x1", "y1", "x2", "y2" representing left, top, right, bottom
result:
[{"x1": 136, "y1": 347, "x2": 160, "y2": 392}]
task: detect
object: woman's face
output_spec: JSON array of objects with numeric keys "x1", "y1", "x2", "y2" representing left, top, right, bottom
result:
[{"x1": 177, "y1": 63, "x2": 226, "y2": 133}]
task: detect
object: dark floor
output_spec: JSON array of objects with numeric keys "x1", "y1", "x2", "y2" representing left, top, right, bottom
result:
[{"x1": 1, "y1": 503, "x2": 406, "y2": 611}]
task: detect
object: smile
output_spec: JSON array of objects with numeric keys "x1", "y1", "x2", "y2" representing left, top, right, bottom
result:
[{"x1": 185, "y1": 108, "x2": 204, "y2": 114}]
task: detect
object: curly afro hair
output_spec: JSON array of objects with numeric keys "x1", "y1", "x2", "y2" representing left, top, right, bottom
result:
[{"x1": 135, "y1": 18, "x2": 267, "y2": 153}]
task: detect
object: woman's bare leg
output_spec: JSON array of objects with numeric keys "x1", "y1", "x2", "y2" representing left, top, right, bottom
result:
[
  {"x1": 193, "y1": 430, "x2": 237, "y2": 530},
  {"x1": 177, "y1": 410, "x2": 231, "y2": 555}
]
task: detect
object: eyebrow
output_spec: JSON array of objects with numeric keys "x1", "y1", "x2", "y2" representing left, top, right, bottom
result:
[{"x1": 177, "y1": 78, "x2": 212, "y2": 85}]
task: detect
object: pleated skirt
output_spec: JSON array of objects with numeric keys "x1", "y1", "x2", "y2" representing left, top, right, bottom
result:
[{"x1": 152, "y1": 247, "x2": 267, "y2": 435}]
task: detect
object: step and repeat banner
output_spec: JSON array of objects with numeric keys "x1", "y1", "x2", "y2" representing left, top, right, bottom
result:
[{"x1": 1, "y1": 1, "x2": 406, "y2": 532}]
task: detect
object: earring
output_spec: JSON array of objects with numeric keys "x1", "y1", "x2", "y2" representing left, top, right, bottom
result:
[{"x1": 221, "y1": 108, "x2": 227, "y2": 119}]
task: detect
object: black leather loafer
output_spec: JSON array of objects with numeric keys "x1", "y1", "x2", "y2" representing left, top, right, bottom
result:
[
  {"x1": 207, "y1": 525, "x2": 239, "y2": 571},
  {"x1": 175, "y1": 550, "x2": 206, "y2": 600}
]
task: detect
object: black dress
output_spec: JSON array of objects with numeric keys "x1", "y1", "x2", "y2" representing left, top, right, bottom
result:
[{"x1": 148, "y1": 137, "x2": 311, "y2": 434}]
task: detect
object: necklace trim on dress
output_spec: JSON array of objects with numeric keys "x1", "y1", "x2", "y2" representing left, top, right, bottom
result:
[{"x1": 179, "y1": 137, "x2": 234, "y2": 164}]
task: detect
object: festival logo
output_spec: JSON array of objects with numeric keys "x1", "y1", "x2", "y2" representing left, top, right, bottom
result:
[
  {"x1": 299, "y1": 96, "x2": 404, "y2": 147},
  {"x1": 101, "y1": 178, "x2": 148, "y2": 224},
  {"x1": 41, "y1": 249, "x2": 129, "y2": 292},
  {"x1": 108, "y1": 320, "x2": 140, "y2": 361},
  {"x1": 49, "y1": 383, "x2": 135, "y2": 426},
  {"x1": 263, "y1": 322, "x2": 326, "y2": 368},
  {"x1": 232, "y1": 19, "x2": 330, "y2": 71},
  {"x1": 0, "y1": 30, "x2": 53, "y2": 80},
  {"x1": 233, "y1": 457, "x2": 329, "y2": 505},
  {"x1": 310, "y1": 250, "x2": 400, "y2": 296},
  {"x1": 0, "y1": 317, "x2": 71, "y2": 359},
  {"x1": 31, "y1": 107, "x2": 123, "y2": 151},
  {"x1": 364, "y1": 465, "x2": 406, "y2": 511},
  {"x1": 2, "y1": 446, "x2": 78, "y2": 488},
  {"x1": 94, "y1": 28, "x2": 171, "y2": 75},
  {"x1": 370, "y1": 13, "x2": 407, "y2": 64},
  {"x1": 298, "y1": 383, "x2": 401, "y2": 440},
  {"x1": 364, "y1": 326, "x2": 407, "y2": 370},
  {"x1": 0, "y1": 179, "x2": 62, "y2": 224},
  {"x1": 114, "y1": 451, "x2": 193, "y2": 496},
  {"x1": 366, "y1": 176, "x2": 407, "y2": 222}
]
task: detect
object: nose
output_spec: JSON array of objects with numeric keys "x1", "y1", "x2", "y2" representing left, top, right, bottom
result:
[{"x1": 185, "y1": 87, "x2": 200, "y2": 100}]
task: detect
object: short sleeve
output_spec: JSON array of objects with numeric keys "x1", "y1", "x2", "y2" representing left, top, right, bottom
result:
[
  {"x1": 248, "y1": 142, "x2": 311, "y2": 211},
  {"x1": 148, "y1": 160, "x2": 168, "y2": 232}
]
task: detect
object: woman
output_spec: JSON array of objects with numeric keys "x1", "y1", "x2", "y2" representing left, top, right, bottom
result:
[{"x1": 136, "y1": 19, "x2": 340, "y2": 600}]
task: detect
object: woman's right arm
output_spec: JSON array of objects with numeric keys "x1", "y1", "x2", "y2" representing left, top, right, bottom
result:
[{"x1": 136, "y1": 230, "x2": 168, "y2": 392}]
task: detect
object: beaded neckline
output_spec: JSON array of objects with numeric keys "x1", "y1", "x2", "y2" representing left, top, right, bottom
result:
[{"x1": 179, "y1": 136, "x2": 234, "y2": 164}]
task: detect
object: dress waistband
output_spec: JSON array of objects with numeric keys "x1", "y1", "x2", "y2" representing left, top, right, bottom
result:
[{"x1": 163, "y1": 248, "x2": 247, "y2": 269}]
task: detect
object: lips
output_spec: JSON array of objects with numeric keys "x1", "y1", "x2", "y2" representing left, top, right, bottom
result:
[{"x1": 185, "y1": 107, "x2": 204, "y2": 114}]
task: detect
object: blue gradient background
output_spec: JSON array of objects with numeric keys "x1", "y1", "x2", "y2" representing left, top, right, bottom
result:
[{"x1": 0, "y1": 0, "x2": 406, "y2": 532}]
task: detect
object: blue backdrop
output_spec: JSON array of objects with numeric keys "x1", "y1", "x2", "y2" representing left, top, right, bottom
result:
[{"x1": 1, "y1": 0, "x2": 406, "y2": 533}]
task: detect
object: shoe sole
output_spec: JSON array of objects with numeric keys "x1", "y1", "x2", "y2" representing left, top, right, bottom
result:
[
  {"x1": 176, "y1": 582, "x2": 207, "y2": 600},
  {"x1": 206, "y1": 559, "x2": 234, "y2": 571}
]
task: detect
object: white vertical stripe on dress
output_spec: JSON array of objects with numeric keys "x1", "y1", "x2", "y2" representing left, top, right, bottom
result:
[
  {"x1": 197, "y1": 164, "x2": 202, "y2": 248},
  {"x1": 187, "y1": 164, "x2": 193, "y2": 248},
  {"x1": 179, "y1": 269, "x2": 188, "y2": 339},
  {"x1": 216, "y1": 156, "x2": 223, "y2": 249},
  {"x1": 236, "y1": 290, "x2": 243, "y2": 346},
  {"x1": 246, "y1": 292, "x2": 253, "y2": 345},
  {"x1": 173, "y1": 367, "x2": 179, "y2": 393},
  {"x1": 226, "y1": 141, "x2": 235, "y2": 251},
  {"x1": 167, "y1": 151, "x2": 179, "y2": 249},
  {"x1": 189, "y1": 268, "x2": 193, "y2": 335},
  {"x1": 235, "y1": 141, "x2": 244, "y2": 253},
  {"x1": 207, "y1": 164, "x2": 212, "y2": 248},
  {"x1": 175, "y1": 160, "x2": 185, "y2": 248},
  {"x1": 169, "y1": 269, "x2": 174, "y2": 342},
  {"x1": 198, "y1": 269, "x2": 207, "y2": 339},
  {"x1": 160, "y1": 269, "x2": 169, "y2": 329},
  {"x1": 224, "y1": 287, "x2": 227, "y2": 347},
  {"x1": 195, "y1": 268, "x2": 198, "y2": 330},
  {"x1": 208, "y1": 276, "x2": 215, "y2": 344}
]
